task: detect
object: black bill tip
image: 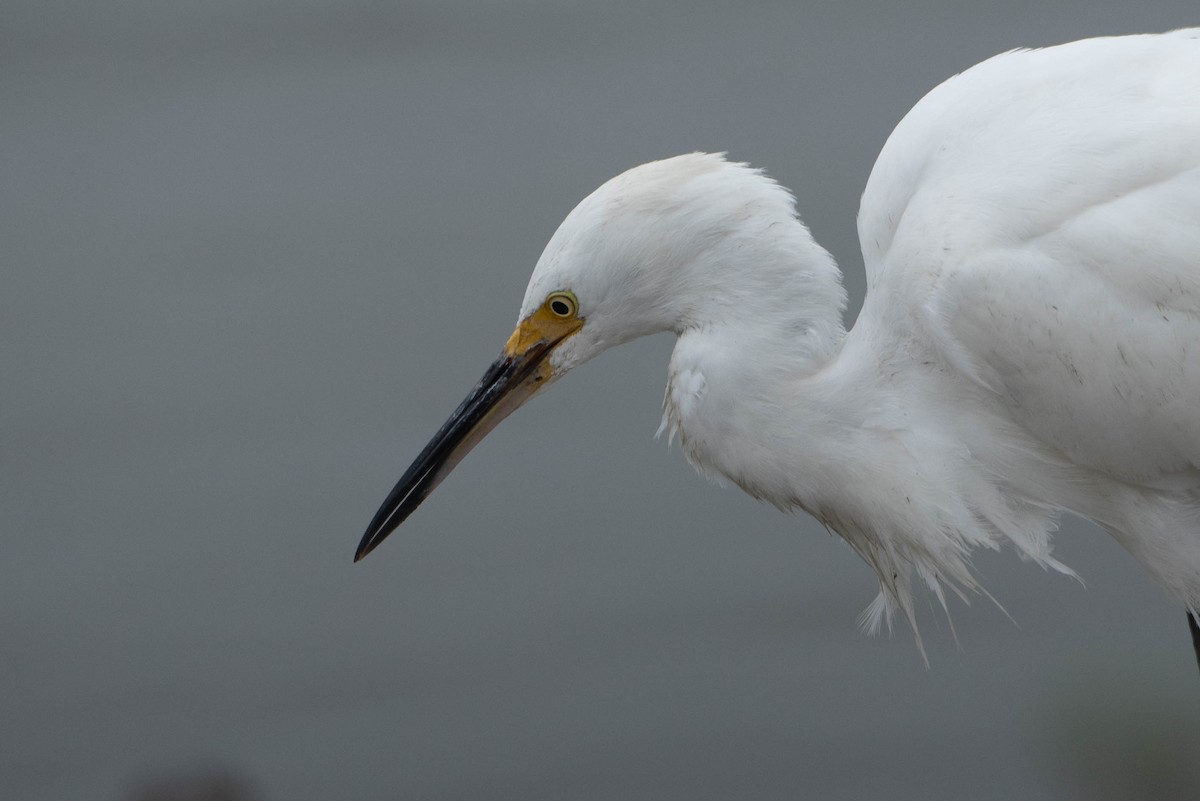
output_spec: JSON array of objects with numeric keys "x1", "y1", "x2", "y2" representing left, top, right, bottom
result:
[{"x1": 354, "y1": 537, "x2": 379, "y2": 563}]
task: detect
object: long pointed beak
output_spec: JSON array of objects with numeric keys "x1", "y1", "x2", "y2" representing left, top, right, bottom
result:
[{"x1": 355, "y1": 309, "x2": 582, "y2": 561}]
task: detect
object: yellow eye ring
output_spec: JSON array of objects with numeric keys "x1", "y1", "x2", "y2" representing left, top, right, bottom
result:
[{"x1": 545, "y1": 291, "x2": 578, "y2": 318}]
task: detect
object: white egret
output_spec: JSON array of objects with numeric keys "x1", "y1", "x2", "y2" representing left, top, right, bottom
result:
[{"x1": 357, "y1": 30, "x2": 1200, "y2": 669}]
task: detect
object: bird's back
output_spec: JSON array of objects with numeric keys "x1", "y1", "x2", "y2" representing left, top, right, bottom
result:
[{"x1": 860, "y1": 29, "x2": 1200, "y2": 288}]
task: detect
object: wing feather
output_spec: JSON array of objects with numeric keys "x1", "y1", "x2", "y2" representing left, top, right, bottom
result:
[{"x1": 858, "y1": 30, "x2": 1200, "y2": 485}]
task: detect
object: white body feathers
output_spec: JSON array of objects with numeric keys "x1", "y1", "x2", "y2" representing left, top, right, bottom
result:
[{"x1": 526, "y1": 30, "x2": 1200, "y2": 646}]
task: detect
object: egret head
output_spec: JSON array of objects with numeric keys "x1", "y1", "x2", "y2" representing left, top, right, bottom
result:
[
  {"x1": 355, "y1": 152, "x2": 811, "y2": 560},
  {"x1": 519, "y1": 151, "x2": 811, "y2": 374}
]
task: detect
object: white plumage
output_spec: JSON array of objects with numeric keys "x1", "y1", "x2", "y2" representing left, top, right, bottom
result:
[{"x1": 359, "y1": 30, "x2": 1200, "y2": 662}]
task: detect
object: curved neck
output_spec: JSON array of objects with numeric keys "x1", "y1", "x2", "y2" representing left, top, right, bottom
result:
[{"x1": 674, "y1": 216, "x2": 848, "y2": 370}]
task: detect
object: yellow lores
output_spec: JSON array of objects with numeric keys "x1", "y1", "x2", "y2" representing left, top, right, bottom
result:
[{"x1": 505, "y1": 290, "x2": 583, "y2": 358}]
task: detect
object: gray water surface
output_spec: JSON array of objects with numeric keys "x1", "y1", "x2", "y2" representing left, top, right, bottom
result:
[{"x1": 5, "y1": 2, "x2": 1199, "y2": 799}]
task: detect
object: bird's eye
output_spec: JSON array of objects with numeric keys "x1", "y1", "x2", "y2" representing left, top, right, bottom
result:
[{"x1": 546, "y1": 291, "x2": 578, "y2": 318}]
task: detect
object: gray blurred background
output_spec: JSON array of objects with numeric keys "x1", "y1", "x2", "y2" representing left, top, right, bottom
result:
[{"x1": 5, "y1": 2, "x2": 1200, "y2": 799}]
